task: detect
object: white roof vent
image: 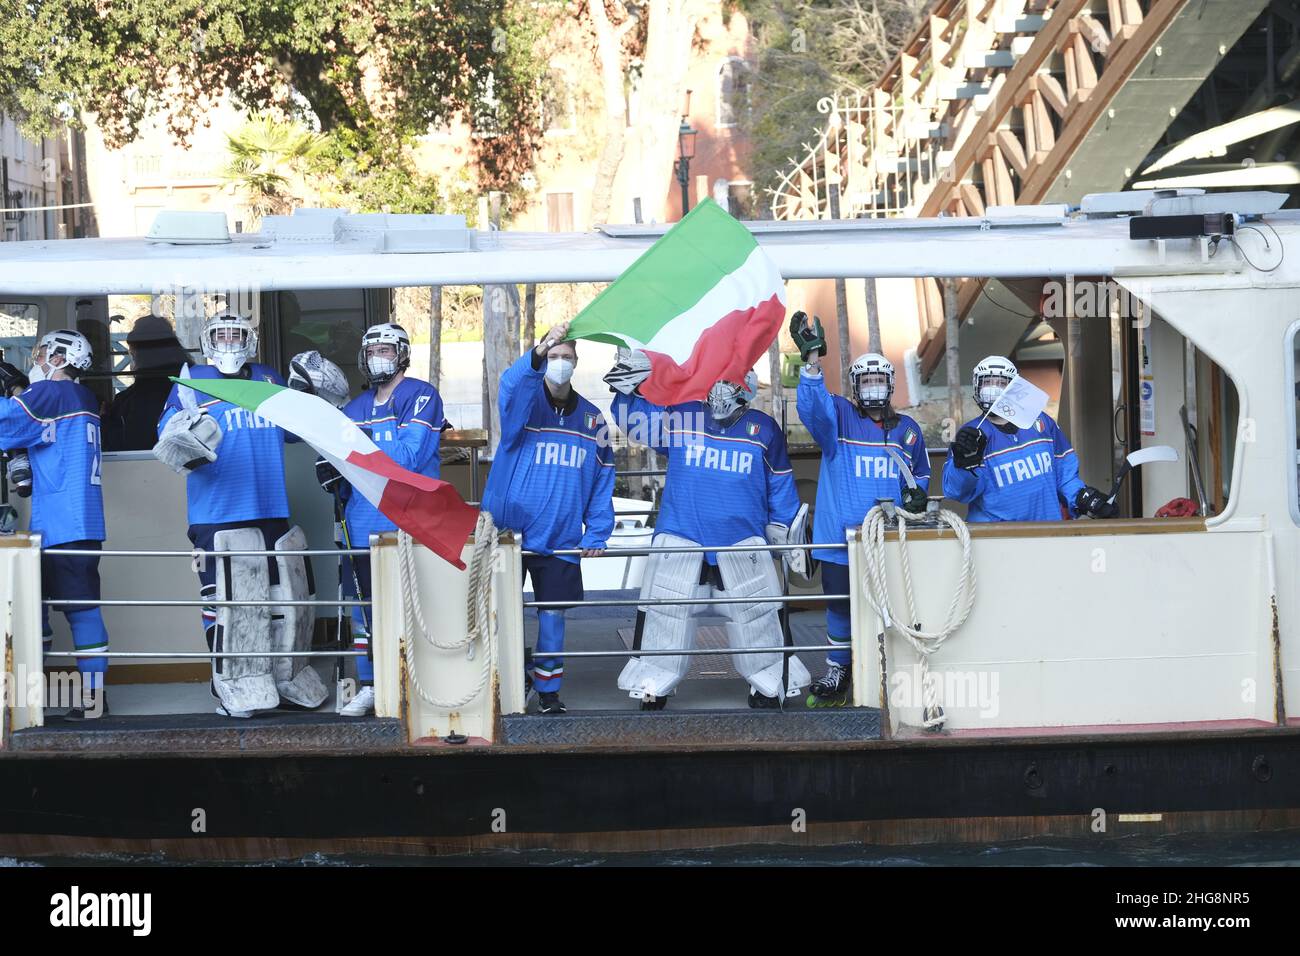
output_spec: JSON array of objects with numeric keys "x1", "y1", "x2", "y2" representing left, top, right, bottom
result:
[
  {"x1": 1080, "y1": 189, "x2": 1204, "y2": 217},
  {"x1": 146, "y1": 211, "x2": 231, "y2": 244},
  {"x1": 260, "y1": 211, "x2": 344, "y2": 242},
  {"x1": 335, "y1": 213, "x2": 472, "y2": 252}
]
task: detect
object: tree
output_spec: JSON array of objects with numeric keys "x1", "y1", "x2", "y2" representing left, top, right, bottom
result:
[
  {"x1": 738, "y1": 0, "x2": 926, "y2": 201},
  {"x1": 220, "y1": 116, "x2": 325, "y2": 224},
  {"x1": 0, "y1": 0, "x2": 549, "y2": 194}
]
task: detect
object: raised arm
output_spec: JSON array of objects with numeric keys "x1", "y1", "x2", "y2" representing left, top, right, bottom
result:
[
  {"x1": 795, "y1": 365, "x2": 840, "y2": 458},
  {"x1": 610, "y1": 390, "x2": 671, "y2": 457}
]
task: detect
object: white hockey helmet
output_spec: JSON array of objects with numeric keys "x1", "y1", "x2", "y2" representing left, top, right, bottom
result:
[
  {"x1": 36, "y1": 329, "x2": 94, "y2": 376},
  {"x1": 358, "y1": 322, "x2": 411, "y2": 388},
  {"x1": 706, "y1": 371, "x2": 757, "y2": 422},
  {"x1": 849, "y1": 352, "x2": 894, "y2": 411},
  {"x1": 973, "y1": 355, "x2": 1018, "y2": 411},
  {"x1": 201, "y1": 313, "x2": 258, "y2": 375}
]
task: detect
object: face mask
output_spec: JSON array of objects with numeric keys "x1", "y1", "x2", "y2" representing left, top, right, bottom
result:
[
  {"x1": 858, "y1": 382, "x2": 890, "y2": 405},
  {"x1": 978, "y1": 380, "x2": 1009, "y2": 407},
  {"x1": 546, "y1": 358, "x2": 575, "y2": 386},
  {"x1": 707, "y1": 385, "x2": 743, "y2": 422},
  {"x1": 28, "y1": 362, "x2": 46, "y2": 384},
  {"x1": 366, "y1": 354, "x2": 398, "y2": 383}
]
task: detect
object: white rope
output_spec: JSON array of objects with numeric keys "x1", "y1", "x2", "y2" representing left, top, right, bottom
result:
[
  {"x1": 859, "y1": 504, "x2": 976, "y2": 730},
  {"x1": 395, "y1": 511, "x2": 497, "y2": 710}
]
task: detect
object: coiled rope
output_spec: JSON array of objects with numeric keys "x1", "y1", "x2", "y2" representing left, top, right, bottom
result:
[
  {"x1": 859, "y1": 504, "x2": 976, "y2": 729},
  {"x1": 395, "y1": 510, "x2": 498, "y2": 709}
]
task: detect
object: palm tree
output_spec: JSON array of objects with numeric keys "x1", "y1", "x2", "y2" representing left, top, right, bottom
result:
[{"x1": 220, "y1": 116, "x2": 325, "y2": 224}]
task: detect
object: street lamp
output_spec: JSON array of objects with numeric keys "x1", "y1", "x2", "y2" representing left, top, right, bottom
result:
[{"x1": 673, "y1": 99, "x2": 698, "y2": 218}]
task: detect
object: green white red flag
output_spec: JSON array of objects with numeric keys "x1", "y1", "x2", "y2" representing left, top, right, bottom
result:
[
  {"x1": 171, "y1": 375, "x2": 478, "y2": 569},
  {"x1": 568, "y1": 198, "x2": 786, "y2": 404}
]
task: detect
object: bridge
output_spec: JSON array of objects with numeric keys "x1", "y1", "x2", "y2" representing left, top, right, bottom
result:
[{"x1": 771, "y1": 0, "x2": 1284, "y2": 384}]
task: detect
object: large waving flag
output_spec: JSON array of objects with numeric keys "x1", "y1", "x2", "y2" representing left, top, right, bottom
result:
[
  {"x1": 172, "y1": 375, "x2": 478, "y2": 569},
  {"x1": 568, "y1": 198, "x2": 786, "y2": 405}
]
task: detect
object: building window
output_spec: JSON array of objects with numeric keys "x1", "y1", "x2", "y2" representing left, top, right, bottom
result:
[{"x1": 717, "y1": 58, "x2": 751, "y2": 129}]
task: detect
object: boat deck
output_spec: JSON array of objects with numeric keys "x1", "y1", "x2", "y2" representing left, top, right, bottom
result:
[
  {"x1": 12, "y1": 601, "x2": 1294, "y2": 754},
  {"x1": 11, "y1": 604, "x2": 861, "y2": 753}
]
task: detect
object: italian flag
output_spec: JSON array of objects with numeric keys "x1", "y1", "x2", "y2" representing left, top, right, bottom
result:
[
  {"x1": 568, "y1": 198, "x2": 786, "y2": 405},
  {"x1": 171, "y1": 375, "x2": 479, "y2": 570}
]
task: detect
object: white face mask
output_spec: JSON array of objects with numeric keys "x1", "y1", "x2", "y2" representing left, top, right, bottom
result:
[
  {"x1": 28, "y1": 362, "x2": 46, "y2": 384},
  {"x1": 546, "y1": 358, "x2": 575, "y2": 386},
  {"x1": 977, "y1": 377, "x2": 1011, "y2": 408},
  {"x1": 858, "y1": 382, "x2": 890, "y2": 405}
]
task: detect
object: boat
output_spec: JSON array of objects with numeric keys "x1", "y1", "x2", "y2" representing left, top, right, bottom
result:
[{"x1": 0, "y1": 192, "x2": 1298, "y2": 860}]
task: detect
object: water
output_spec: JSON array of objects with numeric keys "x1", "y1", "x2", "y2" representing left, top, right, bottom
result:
[{"x1": 7, "y1": 831, "x2": 1300, "y2": 866}]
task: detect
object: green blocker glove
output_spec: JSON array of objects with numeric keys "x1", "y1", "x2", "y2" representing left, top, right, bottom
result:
[{"x1": 788, "y1": 311, "x2": 827, "y2": 361}]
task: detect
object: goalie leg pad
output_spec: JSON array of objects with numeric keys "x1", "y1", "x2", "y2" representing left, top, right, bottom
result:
[
  {"x1": 212, "y1": 528, "x2": 280, "y2": 714},
  {"x1": 717, "y1": 538, "x2": 811, "y2": 698},
  {"x1": 272, "y1": 525, "x2": 327, "y2": 708},
  {"x1": 618, "y1": 533, "x2": 705, "y2": 699}
]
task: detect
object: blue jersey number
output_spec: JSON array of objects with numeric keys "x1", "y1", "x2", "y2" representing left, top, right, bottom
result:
[{"x1": 86, "y1": 422, "x2": 102, "y2": 486}]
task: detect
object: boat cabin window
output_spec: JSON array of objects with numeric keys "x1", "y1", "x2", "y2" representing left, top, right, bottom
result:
[
  {"x1": 0, "y1": 301, "x2": 40, "y2": 368},
  {"x1": 1288, "y1": 322, "x2": 1300, "y2": 525},
  {"x1": 273, "y1": 290, "x2": 370, "y2": 395}
]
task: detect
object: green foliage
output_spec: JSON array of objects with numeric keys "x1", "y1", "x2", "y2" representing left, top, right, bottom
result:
[
  {"x1": 0, "y1": 0, "x2": 551, "y2": 195},
  {"x1": 220, "y1": 116, "x2": 326, "y2": 222}
]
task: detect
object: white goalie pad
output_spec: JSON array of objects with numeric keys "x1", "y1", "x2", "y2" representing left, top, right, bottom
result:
[
  {"x1": 617, "y1": 532, "x2": 706, "y2": 700},
  {"x1": 212, "y1": 527, "x2": 280, "y2": 714},
  {"x1": 153, "y1": 409, "x2": 223, "y2": 474},
  {"x1": 717, "y1": 537, "x2": 811, "y2": 699},
  {"x1": 765, "y1": 502, "x2": 814, "y2": 584},
  {"x1": 271, "y1": 525, "x2": 328, "y2": 709}
]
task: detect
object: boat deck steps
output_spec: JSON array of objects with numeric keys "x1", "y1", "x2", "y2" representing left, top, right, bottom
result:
[
  {"x1": 8, "y1": 711, "x2": 406, "y2": 754},
  {"x1": 500, "y1": 707, "x2": 881, "y2": 747}
]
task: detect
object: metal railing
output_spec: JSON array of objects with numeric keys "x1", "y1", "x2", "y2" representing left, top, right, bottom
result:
[
  {"x1": 44, "y1": 650, "x2": 365, "y2": 659},
  {"x1": 37, "y1": 546, "x2": 371, "y2": 663}
]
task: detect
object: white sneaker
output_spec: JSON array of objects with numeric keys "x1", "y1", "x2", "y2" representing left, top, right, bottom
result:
[
  {"x1": 216, "y1": 704, "x2": 253, "y2": 718},
  {"x1": 340, "y1": 685, "x2": 375, "y2": 717}
]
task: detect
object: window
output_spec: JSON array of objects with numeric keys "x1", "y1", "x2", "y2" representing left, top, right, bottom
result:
[
  {"x1": 0, "y1": 302, "x2": 40, "y2": 370},
  {"x1": 717, "y1": 58, "x2": 751, "y2": 128},
  {"x1": 1288, "y1": 321, "x2": 1300, "y2": 525},
  {"x1": 275, "y1": 289, "x2": 370, "y2": 395}
]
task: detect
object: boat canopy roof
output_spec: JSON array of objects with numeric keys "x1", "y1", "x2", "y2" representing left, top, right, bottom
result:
[{"x1": 0, "y1": 194, "x2": 1296, "y2": 295}]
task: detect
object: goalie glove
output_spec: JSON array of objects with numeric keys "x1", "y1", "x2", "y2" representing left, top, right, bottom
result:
[
  {"x1": 604, "y1": 349, "x2": 652, "y2": 396},
  {"x1": 287, "y1": 350, "x2": 350, "y2": 408},
  {"x1": 788, "y1": 311, "x2": 827, "y2": 362},
  {"x1": 315, "y1": 457, "x2": 348, "y2": 496},
  {"x1": 153, "y1": 409, "x2": 223, "y2": 474}
]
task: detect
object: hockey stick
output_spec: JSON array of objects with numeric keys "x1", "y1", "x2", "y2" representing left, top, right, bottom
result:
[{"x1": 332, "y1": 489, "x2": 373, "y2": 711}]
